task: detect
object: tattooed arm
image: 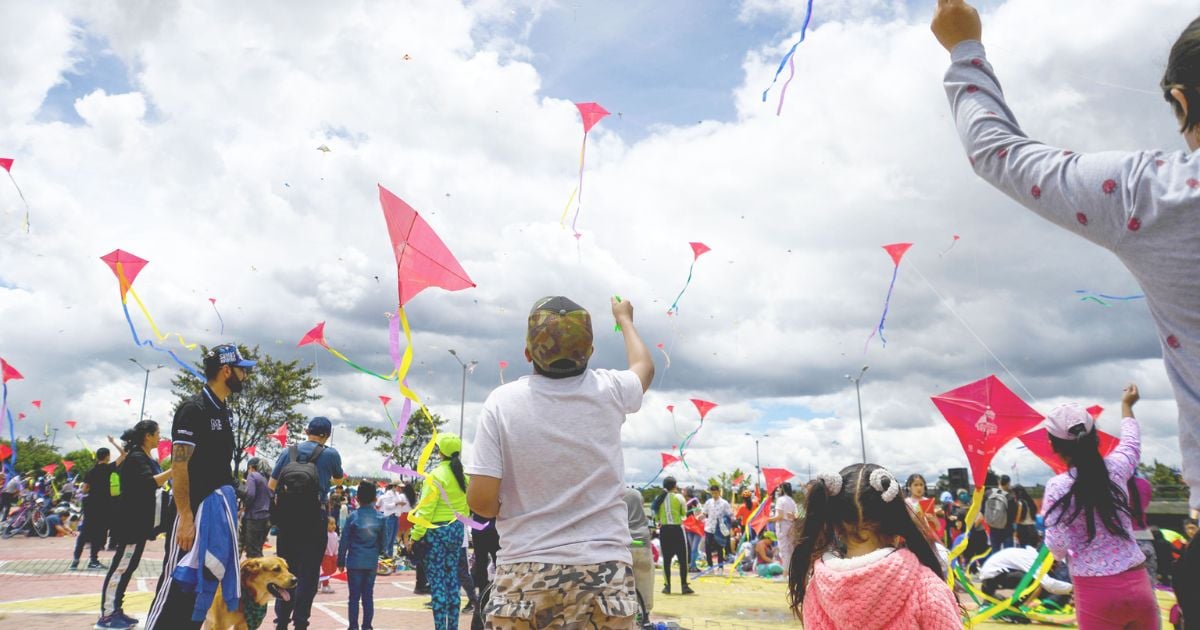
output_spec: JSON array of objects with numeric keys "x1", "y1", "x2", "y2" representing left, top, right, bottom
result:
[{"x1": 172, "y1": 443, "x2": 195, "y2": 551}]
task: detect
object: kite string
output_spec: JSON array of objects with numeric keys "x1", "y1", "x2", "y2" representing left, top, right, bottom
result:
[
  {"x1": 908, "y1": 261, "x2": 1038, "y2": 404},
  {"x1": 211, "y1": 301, "x2": 225, "y2": 335},
  {"x1": 6, "y1": 171, "x2": 29, "y2": 233}
]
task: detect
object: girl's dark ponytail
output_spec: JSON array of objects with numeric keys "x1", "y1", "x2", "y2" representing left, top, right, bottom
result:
[
  {"x1": 449, "y1": 452, "x2": 467, "y2": 493},
  {"x1": 1127, "y1": 478, "x2": 1147, "y2": 529},
  {"x1": 787, "y1": 478, "x2": 832, "y2": 618}
]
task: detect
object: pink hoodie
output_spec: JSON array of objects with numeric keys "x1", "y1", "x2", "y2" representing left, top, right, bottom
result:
[{"x1": 803, "y1": 547, "x2": 962, "y2": 630}]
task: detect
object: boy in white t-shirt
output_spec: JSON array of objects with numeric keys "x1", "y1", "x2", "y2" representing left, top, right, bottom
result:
[{"x1": 466, "y1": 296, "x2": 654, "y2": 628}]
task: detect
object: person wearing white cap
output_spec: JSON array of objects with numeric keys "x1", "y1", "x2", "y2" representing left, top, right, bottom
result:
[{"x1": 1041, "y1": 384, "x2": 1158, "y2": 627}]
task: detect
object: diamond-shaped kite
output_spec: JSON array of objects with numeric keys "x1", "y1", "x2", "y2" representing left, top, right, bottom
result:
[
  {"x1": 866, "y1": 242, "x2": 913, "y2": 350},
  {"x1": 379, "y1": 184, "x2": 475, "y2": 308},
  {"x1": 931, "y1": 375, "x2": 1044, "y2": 489},
  {"x1": 100, "y1": 249, "x2": 150, "y2": 301}
]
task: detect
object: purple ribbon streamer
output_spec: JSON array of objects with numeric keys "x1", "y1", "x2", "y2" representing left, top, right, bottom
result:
[
  {"x1": 392, "y1": 398, "x2": 413, "y2": 446},
  {"x1": 382, "y1": 458, "x2": 488, "y2": 531}
]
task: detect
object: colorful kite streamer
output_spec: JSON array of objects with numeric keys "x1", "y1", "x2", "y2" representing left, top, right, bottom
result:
[
  {"x1": 676, "y1": 399, "x2": 717, "y2": 470},
  {"x1": 667, "y1": 242, "x2": 711, "y2": 316},
  {"x1": 100, "y1": 249, "x2": 203, "y2": 378},
  {"x1": 0, "y1": 158, "x2": 31, "y2": 233},
  {"x1": 209, "y1": 297, "x2": 224, "y2": 334},
  {"x1": 865, "y1": 242, "x2": 912, "y2": 351},
  {"x1": 1074, "y1": 289, "x2": 1145, "y2": 306},
  {"x1": 1, "y1": 358, "x2": 22, "y2": 472},
  {"x1": 760, "y1": 0, "x2": 814, "y2": 116},
  {"x1": 563, "y1": 102, "x2": 610, "y2": 238}
]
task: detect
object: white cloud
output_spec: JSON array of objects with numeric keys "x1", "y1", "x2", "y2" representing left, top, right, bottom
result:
[{"x1": 0, "y1": 0, "x2": 1192, "y2": 488}]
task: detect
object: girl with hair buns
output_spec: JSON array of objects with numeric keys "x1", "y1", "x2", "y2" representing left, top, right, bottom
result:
[{"x1": 786, "y1": 464, "x2": 960, "y2": 629}]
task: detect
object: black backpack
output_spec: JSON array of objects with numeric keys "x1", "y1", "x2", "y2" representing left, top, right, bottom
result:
[{"x1": 272, "y1": 444, "x2": 324, "y2": 522}]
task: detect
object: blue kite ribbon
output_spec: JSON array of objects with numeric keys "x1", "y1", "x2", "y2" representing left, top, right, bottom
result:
[
  {"x1": 866, "y1": 264, "x2": 902, "y2": 350},
  {"x1": 668, "y1": 259, "x2": 701, "y2": 315},
  {"x1": 121, "y1": 299, "x2": 204, "y2": 378},
  {"x1": 760, "y1": 0, "x2": 815, "y2": 107}
]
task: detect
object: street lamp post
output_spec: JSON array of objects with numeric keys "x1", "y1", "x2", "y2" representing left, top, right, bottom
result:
[
  {"x1": 744, "y1": 432, "x2": 770, "y2": 490},
  {"x1": 130, "y1": 358, "x2": 165, "y2": 422},
  {"x1": 845, "y1": 366, "x2": 869, "y2": 463},
  {"x1": 448, "y1": 350, "x2": 478, "y2": 437}
]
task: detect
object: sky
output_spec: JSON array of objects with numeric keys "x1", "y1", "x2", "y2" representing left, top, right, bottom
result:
[{"x1": 0, "y1": 0, "x2": 1194, "y2": 489}]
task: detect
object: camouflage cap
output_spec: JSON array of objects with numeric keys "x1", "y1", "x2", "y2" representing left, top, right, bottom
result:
[{"x1": 526, "y1": 296, "x2": 593, "y2": 375}]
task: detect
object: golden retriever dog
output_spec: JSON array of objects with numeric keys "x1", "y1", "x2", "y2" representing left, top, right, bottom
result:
[{"x1": 204, "y1": 556, "x2": 297, "y2": 630}]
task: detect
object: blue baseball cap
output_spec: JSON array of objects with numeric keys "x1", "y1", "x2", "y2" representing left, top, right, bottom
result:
[
  {"x1": 204, "y1": 344, "x2": 257, "y2": 370},
  {"x1": 306, "y1": 416, "x2": 333, "y2": 436}
]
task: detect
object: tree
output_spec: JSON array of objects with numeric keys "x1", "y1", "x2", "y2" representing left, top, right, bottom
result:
[
  {"x1": 1, "y1": 436, "x2": 63, "y2": 477},
  {"x1": 1139, "y1": 460, "x2": 1184, "y2": 486},
  {"x1": 171, "y1": 345, "x2": 321, "y2": 472},
  {"x1": 355, "y1": 406, "x2": 446, "y2": 488},
  {"x1": 707, "y1": 467, "x2": 751, "y2": 498}
]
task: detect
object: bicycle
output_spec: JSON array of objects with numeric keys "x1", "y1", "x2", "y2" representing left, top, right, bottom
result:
[{"x1": 2, "y1": 494, "x2": 49, "y2": 539}]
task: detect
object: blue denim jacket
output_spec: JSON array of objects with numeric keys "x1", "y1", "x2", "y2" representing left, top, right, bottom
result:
[{"x1": 338, "y1": 505, "x2": 387, "y2": 570}]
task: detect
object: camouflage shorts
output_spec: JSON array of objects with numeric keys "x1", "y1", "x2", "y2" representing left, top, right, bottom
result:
[{"x1": 485, "y1": 560, "x2": 638, "y2": 629}]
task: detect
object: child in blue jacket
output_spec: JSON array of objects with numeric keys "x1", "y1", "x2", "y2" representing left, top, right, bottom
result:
[{"x1": 338, "y1": 481, "x2": 387, "y2": 630}]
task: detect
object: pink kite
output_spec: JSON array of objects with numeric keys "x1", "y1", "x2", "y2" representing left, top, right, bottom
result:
[
  {"x1": 661, "y1": 452, "x2": 681, "y2": 468},
  {"x1": 866, "y1": 243, "x2": 913, "y2": 350},
  {"x1": 64, "y1": 460, "x2": 75, "y2": 472},
  {"x1": 244, "y1": 445, "x2": 257, "y2": 457},
  {"x1": 498, "y1": 360, "x2": 509, "y2": 384},
  {"x1": 209, "y1": 297, "x2": 224, "y2": 334},
  {"x1": 1087, "y1": 405, "x2": 1104, "y2": 419},
  {"x1": 31, "y1": 400, "x2": 40, "y2": 409},
  {"x1": 666, "y1": 404, "x2": 675, "y2": 413},
  {"x1": 65, "y1": 420, "x2": 77, "y2": 429},
  {"x1": 563, "y1": 102, "x2": 611, "y2": 238},
  {"x1": 931, "y1": 375, "x2": 1044, "y2": 489},
  {"x1": 668, "y1": 242, "x2": 712, "y2": 315},
  {"x1": 297, "y1": 322, "x2": 329, "y2": 348},
  {"x1": 0, "y1": 445, "x2": 11, "y2": 461},
  {"x1": 379, "y1": 395, "x2": 392, "y2": 406},
  {"x1": 42, "y1": 464, "x2": 57, "y2": 475},
  {"x1": 378, "y1": 184, "x2": 476, "y2": 308},
  {"x1": 691, "y1": 399, "x2": 717, "y2": 421},
  {"x1": 157, "y1": 439, "x2": 173, "y2": 462},
  {"x1": 270, "y1": 422, "x2": 288, "y2": 447},
  {"x1": 1018, "y1": 428, "x2": 1119, "y2": 475},
  {"x1": 100, "y1": 249, "x2": 149, "y2": 301},
  {"x1": 762, "y1": 467, "x2": 795, "y2": 493},
  {"x1": 17, "y1": 413, "x2": 24, "y2": 420},
  {"x1": 1, "y1": 359, "x2": 23, "y2": 383},
  {"x1": 123, "y1": 398, "x2": 132, "y2": 405},
  {"x1": 940, "y1": 234, "x2": 961, "y2": 256}
]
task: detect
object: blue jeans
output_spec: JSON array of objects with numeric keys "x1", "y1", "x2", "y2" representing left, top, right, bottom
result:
[
  {"x1": 383, "y1": 514, "x2": 399, "y2": 558},
  {"x1": 988, "y1": 525, "x2": 1014, "y2": 555},
  {"x1": 347, "y1": 568, "x2": 376, "y2": 630},
  {"x1": 686, "y1": 531, "x2": 702, "y2": 570},
  {"x1": 425, "y1": 521, "x2": 464, "y2": 630}
]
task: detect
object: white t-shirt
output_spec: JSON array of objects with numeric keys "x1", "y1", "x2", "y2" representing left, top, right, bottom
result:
[
  {"x1": 702, "y1": 498, "x2": 733, "y2": 534},
  {"x1": 397, "y1": 492, "x2": 411, "y2": 515},
  {"x1": 465, "y1": 369, "x2": 644, "y2": 566},
  {"x1": 774, "y1": 495, "x2": 798, "y2": 538},
  {"x1": 378, "y1": 489, "x2": 401, "y2": 517},
  {"x1": 979, "y1": 546, "x2": 1073, "y2": 595}
]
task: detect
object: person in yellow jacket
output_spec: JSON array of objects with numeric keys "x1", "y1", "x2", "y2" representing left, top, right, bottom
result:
[{"x1": 410, "y1": 433, "x2": 469, "y2": 630}]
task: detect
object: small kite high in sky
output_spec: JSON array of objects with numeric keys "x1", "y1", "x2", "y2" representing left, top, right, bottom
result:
[
  {"x1": 101, "y1": 249, "x2": 202, "y2": 377},
  {"x1": 667, "y1": 242, "x2": 711, "y2": 316},
  {"x1": 209, "y1": 298, "x2": 224, "y2": 334},
  {"x1": 0, "y1": 157, "x2": 31, "y2": 233},
  {"x1": 560, "y1": 102, "x2": 610, "y2": 239},
  {"x1": 865, "y1": 242, "x2": 912, "y2": 351}
]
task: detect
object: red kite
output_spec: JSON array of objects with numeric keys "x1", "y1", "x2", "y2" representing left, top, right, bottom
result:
[
  {"x1": 661, "y1": 452, "x2": 681, "y2": 468},
  {"x1": 1018, "y1": 428, "x2": 1119, "y2": 475},
  {"x1": 866, "y1": 243, "x2": 913, "y2": 350},
  {"x1": 931, "y1": 375, "x2": 1044, "y2": 489},
  {"x1": 691, "y1": 399, "x2": 717, "y2": 421},
  {"x1": 209, "y1": 297, "x2": 224, "y2": 334},
  {"x1": 297, "y1": 322, "x2": 328, "y2": 348},
  {"x1": 0, "y1": 445, "x2": 11, "y2": 461},
  {"x1": 666, "y1": 405, "x2": 675, "y2": 413},
  {"x1": 42, "y1": 464, "x2": 57, "y2": 475},
  {"x1": 65, "y1": 420, "x2": 77, "y2": 429},
  {"x1": 244, "y1": 445, "x2": 257, "y2": 457},
  {"x1": 378, "y1": 184, "x2": 475, "y2": 308},
  {"x1": 1, "y1": 359, "x2": 22, "y2": 383},
  {"x1": 157, "y1": 439, "x2": 173, "y2": 462},
  {"x1": 123, "y1": 398, "x2": 132, "y2": 405},
  {"x1": 270, "y1": 422, "x2": 288, "y2": 447},
  {"x1": 668, "y1": 242, "x2": 712, "y2": 315},
  {"x1": 762, "y1": 467, "x2": 794, "y2": 493},
  {"x1": 1087, "y1": 405, "x2": 1103, "y2": 419},
  {"x1": 563, "y1": 102, "x2": 611, "y2": 238},
  {"x1": 31, "y1": 400, "x2": 40, "y2": 409},
  {"x1": 17, "y1": 413, "x2": 24, "y2": 420},
  {"x1": 63, "y1": 460, "x2": 74, "y2": 472},
  {"x1": 748, "y1": 468, "x2": 797, "y2": 534},
  {"x1": 379, "y1": 396, "x2": 392, "y2": 406}
]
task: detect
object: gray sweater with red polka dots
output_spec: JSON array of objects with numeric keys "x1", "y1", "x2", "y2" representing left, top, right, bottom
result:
[{"x1": 945, "y1": 40, "x2": 1200, "y2": 510}]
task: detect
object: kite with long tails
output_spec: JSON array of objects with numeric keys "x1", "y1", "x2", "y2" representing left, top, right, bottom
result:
[
  {"x1": 668, "y1": 242, "x2": 712, "y2": 316},
  {"x1": 0, "y1": 158, "x2": 30, "y2": 233},
  {"x1": 865, "y1": 242, "x2": 912, "y2": 351},
  {"x1": 931, "y1": 375, "x2": 1043, "y2": 576},
  {"x1": 560, "y1": 102, "x2": 610, "y2": 238},
  {"x1": 760, "y1": 0, "x2": 814, "y2": 116},
  {"x1": 299, "y1": 184, "x2": 483, "y2": 531},
  {"x1": 677, "y1": 398, "x2": 717, "y2": 470},
  {"x1": 209, "y1": 298, "x2": 224, "y2": 334},
  {"x1": 100, "y1": 249, "x2": 203, "y2": 378},
  {"x1": 1, "y1": 358, "x2": 23, "y2": 474}
]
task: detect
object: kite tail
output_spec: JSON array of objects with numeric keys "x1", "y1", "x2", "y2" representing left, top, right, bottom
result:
[
  {"x1": 668, "y1": 259, "x2": 699, "y2": 315},
  {"x1": 499, "y1": 366, "x2": 506, "y2": 385},
  {"x1": 639, "y1": 467, "x2": 667, "y2": 491},
  {"x1": 1097, "y1": 293, "x2": 1145, "y2": 301},
  {"x1": 1080, "y1": 296, "x2": 1110, "y2": 306},
  {"x1": 121, "y1": 299, "x2": 204, "y2": 378},
  {"x1": 570, "y1": 133, "x2": 588, "y2": 237},
  {"x1": 945, "y1": 487, "x2": 986, "y2": 581},
  {"x1": 966, "y1": 546, "x2": 1054, "y2": 626},
  {"x1": 114, "y1": 264, "x2": 199, "y2": 351},
  {"x1": 558, "y1": 186, "x2": 578, "y2": 229},
  {"x1": 760, "y1": 0, "x2": 814, "y2": 103},
  {"x1": 6, "y1": 171, "x2": 29, "y2": 233},
  {"x1": 865, "y1": 263, "x2": 902, "y2": 351},
  {"x1": 211, "y1": 302, "x2": 225, "y2": 334},
  {"x1": 775, "y1": 51, "x2": 796, "y2": 116}
]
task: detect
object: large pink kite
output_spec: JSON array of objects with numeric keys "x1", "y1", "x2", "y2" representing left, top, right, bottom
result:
[
  {"x1": 100, "y1": 249, "x2": 149, "y2": 301},
  {"x1": 865, "y1": 242, "x2": 913, "y2": 350},
  {"x1": 563, "y1": 102, "x2": 611, "y2": 239},
  {"x1": 379, "y1": 184, "x2": 476, "y2": 308},
  {"x1": 931, "y1": 375, "x2": 1043, "y2": 489}
]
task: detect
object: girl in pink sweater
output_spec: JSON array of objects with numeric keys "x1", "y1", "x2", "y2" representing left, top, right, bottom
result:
[{"x1": 786, "y1": 463, "x2": 961, "y2": 629}]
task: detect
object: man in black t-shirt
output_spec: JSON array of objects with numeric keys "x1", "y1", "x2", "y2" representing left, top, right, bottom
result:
[
  {"x1": 145, "y1": 344, "x2": 254, "y2": 630},
  {"x1": 71, "y1": 447, "x2": 115, "y2": 570}
]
